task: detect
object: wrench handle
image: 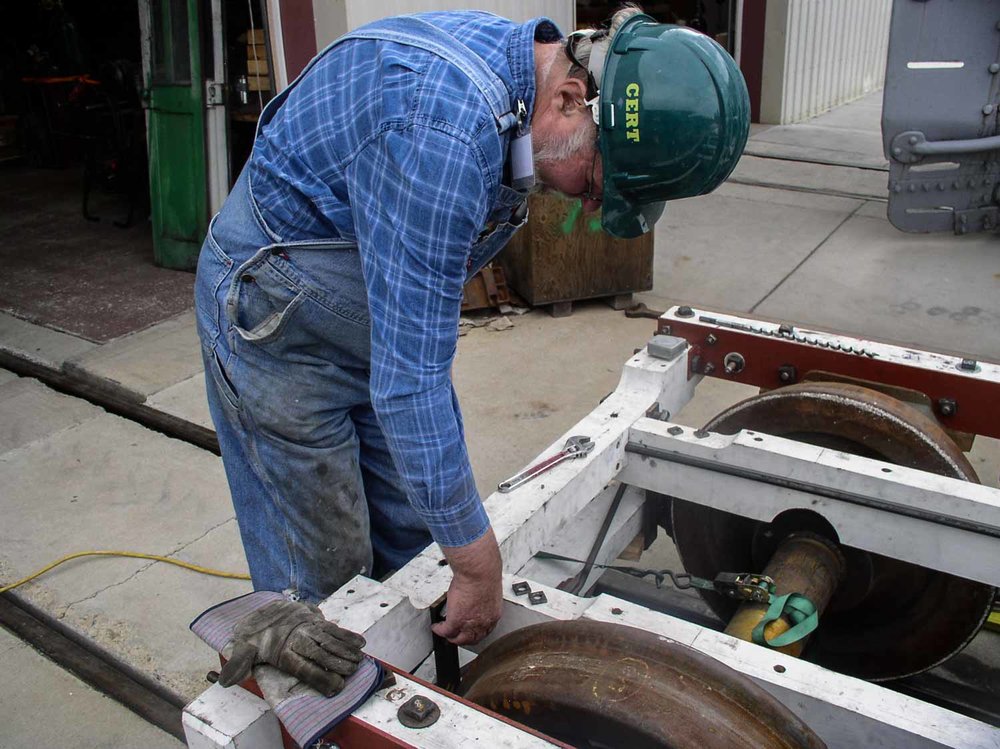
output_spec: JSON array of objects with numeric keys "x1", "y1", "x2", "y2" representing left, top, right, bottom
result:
[{"x1": 498, "y1": 452, "x2": 569, "y2": 493}]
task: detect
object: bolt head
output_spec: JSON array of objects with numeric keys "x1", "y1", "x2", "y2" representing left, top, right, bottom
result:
[
  {"x1": 398, "y1": 694, "x2": 441, "y2": 728},
  {"x1": 990, "y1": 63, "x2": 1000, "y2": 74},
  {"x1": 958, "y1": 358, "x2": 978, "y2": 372},
  {"x1": 983, "y1": 104, "x2": 994, "y2": 115},
  {"x1": 938, "y1": 399, "x2": 957, "y2": 417},
  {"x1": 706, "y1": 333, "x2": 718, "y2": 345},
  {"x1": 777, "y1": 365, "x2": 797, "y2": 384},
  {"x1": 893, "y1": 146, "x2": 902, "y2": 156},
  {"x1": 676, "y1": 305, "x2": 694, "y2": 318}
]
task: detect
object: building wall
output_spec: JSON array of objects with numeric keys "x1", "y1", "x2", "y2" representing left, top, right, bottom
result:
[
  {"x1": 311, "y1": 0, "x2": 576, "y2": 48},
  {"x1": 760, "y1": 0, "x2": 892, "y2": 124}
]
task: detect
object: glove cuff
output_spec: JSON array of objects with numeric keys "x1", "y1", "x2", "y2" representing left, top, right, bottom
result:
[{"x1": 191, "y1": 590, "x2": 286, "y2": 654}]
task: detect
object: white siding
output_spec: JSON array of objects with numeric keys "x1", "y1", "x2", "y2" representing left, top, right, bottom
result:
[
  {"x1": 312, "y1": 0, "x2": 576, "y2": 48},
  {"x1": 761, "y1": 0, "x2": 892, "y2": 124}
]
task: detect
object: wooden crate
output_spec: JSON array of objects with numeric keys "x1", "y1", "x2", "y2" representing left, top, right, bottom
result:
[
  {"x1": 247, "y1": 74, "x2": 271, "y2": 92},
  {"x1": 497, "y1": 193, "x2": 653, "y2": 315},
  {"x1": 247, "y1": 58, "x2": 269, "y2": 75}
]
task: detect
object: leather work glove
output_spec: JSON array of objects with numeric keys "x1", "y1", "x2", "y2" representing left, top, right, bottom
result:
[{"x1": 218, "y1": 599, "x2": 366, "y2": 697}]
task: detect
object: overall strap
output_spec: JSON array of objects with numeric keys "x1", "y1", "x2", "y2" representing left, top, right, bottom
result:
[{"x1": 255, "y1": 15, "x2": 519, "y2": 140}]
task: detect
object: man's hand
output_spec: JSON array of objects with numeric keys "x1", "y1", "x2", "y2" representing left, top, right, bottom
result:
[
  {"x1": 219, "y1": 599, "x2": 366, "y2": 697},
  {"x1": 431, "y1": 528, "x2": 503, "y2": 645}
]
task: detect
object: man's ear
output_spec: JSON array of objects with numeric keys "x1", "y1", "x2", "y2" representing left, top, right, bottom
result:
[{"x1": 555, "y1": 77, "x2": 589, "y2": 115}]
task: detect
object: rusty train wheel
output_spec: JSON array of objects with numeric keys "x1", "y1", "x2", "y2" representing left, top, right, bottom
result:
[
  {"x1": 671, "y1": 382, "x2": 995, "y2": 681},
  {"x1": 462, "y1": 619, "x2": 826, "y2": 749}
]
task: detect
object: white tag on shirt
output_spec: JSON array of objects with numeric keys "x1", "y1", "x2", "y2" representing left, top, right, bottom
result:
[{"x1": 510, "y1": 130, "x2": 535, "y2": 192}]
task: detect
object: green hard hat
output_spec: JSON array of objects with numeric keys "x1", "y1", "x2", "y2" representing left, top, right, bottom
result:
[{"x1": 593, "y1": 14, "x2": 751, "y2": 238}]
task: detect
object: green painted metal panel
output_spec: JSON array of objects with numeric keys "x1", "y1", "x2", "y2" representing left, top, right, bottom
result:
[{"x1": 147, "y1": 0, "x2": 207, "y2": 270}]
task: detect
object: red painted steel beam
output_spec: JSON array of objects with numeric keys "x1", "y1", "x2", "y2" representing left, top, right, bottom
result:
[
  {"x1": 239, "y1": 661, "x2": 570, "y2": 749},
  {"x1": 659, "y1": 311, "x2": 1000, "y2": 440}
]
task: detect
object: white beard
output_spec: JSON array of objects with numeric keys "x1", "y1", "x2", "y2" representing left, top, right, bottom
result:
[{"x1": 532, "y1": 120, "x2": 593, "y2": 171}]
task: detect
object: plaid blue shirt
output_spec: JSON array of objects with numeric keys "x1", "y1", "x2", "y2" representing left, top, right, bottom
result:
[{"x1": 249, "y1": 13, "x2": 562, "y2": 548}]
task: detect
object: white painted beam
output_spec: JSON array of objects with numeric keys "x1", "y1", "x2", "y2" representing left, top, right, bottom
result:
[{"x1": 621, "y1": 417, "x2": 1000, "y2": 586}]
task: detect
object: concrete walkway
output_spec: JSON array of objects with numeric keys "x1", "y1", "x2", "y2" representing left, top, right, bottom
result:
[
  {"x1": 1, "y1": 89, "x2": 998, "y2": 745},
  {"x1": 1, "y1": 627, "x2": 182, "y2": 748}
]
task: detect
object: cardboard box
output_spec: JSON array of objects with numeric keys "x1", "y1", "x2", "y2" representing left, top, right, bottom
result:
[
  {"x1": 246, "y1": 28, "x2": 265, "y2": 44},
  {"x1": 247, "y1": 58, "x2": 269, "y2": 75},
  {"x1": 247, "y1": 44, "x2": 267, "y2": 61}
]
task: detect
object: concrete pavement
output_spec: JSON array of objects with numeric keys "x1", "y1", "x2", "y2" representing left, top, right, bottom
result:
[
  {"x1": 1, "y1": 88, "x2": 999, "y2": 744},
  {"x1": 0, "y1": 627, "x2": 182, "y2": 749}
]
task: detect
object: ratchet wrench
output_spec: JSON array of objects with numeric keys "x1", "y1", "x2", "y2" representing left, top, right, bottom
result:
[{"x1": 498, "y1": 435, "x2": 594, "y2": 493}]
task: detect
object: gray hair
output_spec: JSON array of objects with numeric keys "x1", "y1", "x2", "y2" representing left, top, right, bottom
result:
[{"x1": 553, "y1": 5, "x2": 646, "y2": 90}]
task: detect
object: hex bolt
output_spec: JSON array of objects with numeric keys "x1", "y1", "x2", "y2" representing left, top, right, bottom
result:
[
  {"x1": 706, "y1": 333, "x2": 718, "y2": 345},
  {"x1": 777, "y1": 365, "x2": 798, "y2": 384},
  {"x1": 937, "y1": 398, "x2": 958, "y2": 418},
  {"x1": 778, "y1": 324, "x2": 794, "y2": 336},
  {"x1": 703, "y1": 362, "x2": 716, "y2": 375},
  {"x1": 667, "y1": 426, "x2": 684, "y2": 436},
  {"x1": 676, "y1": 305, "x2": 694, "y2": 318},
  {"x1": 958, "y1": 358, "x2": 979, "y2": 372}
]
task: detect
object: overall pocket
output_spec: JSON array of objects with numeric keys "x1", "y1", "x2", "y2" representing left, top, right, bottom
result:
[
  {"x1": 194, "y1": 218, "x2": 235, "y2": 342},
  {"x1": 226, "y1": 249, "x2": 306, "y2": 344},
  {"x1": 206, "y1": 344, "x2": 241, "y2": 412}
]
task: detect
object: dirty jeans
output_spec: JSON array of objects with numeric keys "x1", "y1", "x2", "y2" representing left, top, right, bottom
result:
[{"x1": 194, "y1": 167, "x2": 432, "y2": 601}]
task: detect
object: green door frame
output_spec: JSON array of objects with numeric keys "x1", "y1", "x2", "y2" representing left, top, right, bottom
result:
[{"x1": 146, "y1": 0, "x2": 208, "y2": 270}]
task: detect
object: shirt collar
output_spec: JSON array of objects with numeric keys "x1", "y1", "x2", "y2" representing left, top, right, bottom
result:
[{"x1": 506, "y1": 18, "x2": 563, "y2": 125}]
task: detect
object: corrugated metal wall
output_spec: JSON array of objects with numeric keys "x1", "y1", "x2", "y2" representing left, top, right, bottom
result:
[
  {"x1": 313, "y1": 1, "x2": 576, "y2": 48},
  {"x1": 761, "y1": 0, "x2": 892, "y2": 124}
]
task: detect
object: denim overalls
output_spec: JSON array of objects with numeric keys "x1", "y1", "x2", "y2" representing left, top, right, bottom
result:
[{"x1": 194, "y1": 16, "x2": 529, "y2": 601}]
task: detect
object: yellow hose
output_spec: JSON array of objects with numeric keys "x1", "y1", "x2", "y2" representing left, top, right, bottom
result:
[{"x1": 0, "y1": 550, "x2": 250, "y2": 595}]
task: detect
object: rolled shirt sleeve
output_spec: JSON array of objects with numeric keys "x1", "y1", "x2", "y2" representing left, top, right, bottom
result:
[{"x1": 347, "y1": 124, "x2": 492, "y2": 548}]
